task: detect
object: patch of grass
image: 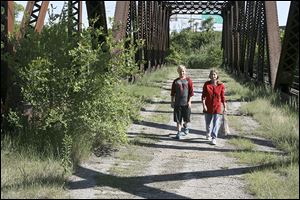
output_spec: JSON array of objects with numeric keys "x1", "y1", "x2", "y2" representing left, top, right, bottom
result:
[
  {"x1": 217, "y1": 69, "x2": 251, "y2": 101},
  {"x1": 122, "y1": 65, "x2": 177, "y2": 105},
  {"x1": 228, "y1": 138, "x2": 256, "y2": 151},
  {"x1": 218, "y1": 69, "x2": 299, "y2": 198},
  {"x1": 145, "y1": 103, "x2": 171, "y2": 124},
  {"x1": 246, "y1": 164, "x2": 299, "y2": 199},
  {"x1": 227, "y1": 115, "x2": 248, "y2": 135},
  {"x1": 229, "y1": 151, "x2": 284, "y2": 166},
  {"x1": 1, "y1": 150, "x2": 67, "y2": 199},
  {"x1": 108, "y1": 145, "x2": 154, "y2": 177},
  {"x1": 124, "y1": 85, "x2": 161, "y2": 100},
  {"x1": 129, "y1": 132, "x2": 159, "y2": 145},
  {"x1": 225, "y1": 81, "x2": 251, "y2": 101},
  {"x1": 137, "y1": 65, "x2": 178, "y2": 86},
  {"x1": 115, "y1": 145, "x2": 152, "y2": 162},
  {"x1": 1, "y1": 185, "x2": 69, "y2": 199},
  {"x1": 240, "y1": 98, "x2": 299, "y2": 162}
]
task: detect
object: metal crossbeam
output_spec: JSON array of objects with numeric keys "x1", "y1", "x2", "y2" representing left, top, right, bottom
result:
[{"x1": 162, "y1": 1, "x2": 228, "y2": 15}]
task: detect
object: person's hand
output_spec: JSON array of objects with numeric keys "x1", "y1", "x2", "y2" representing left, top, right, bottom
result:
[
  {"x1": 188, "y1": 101, "x2": 192, "y2": 108},
  {"x1": 171, "y1": 102, "x2": 174, "y2": 108},
  {"x1": 203, "y1": 105, "x2": 207, "y2": 112},
  {"x1": 223, "y1": 107, "x2": 227, "y2": 114}
]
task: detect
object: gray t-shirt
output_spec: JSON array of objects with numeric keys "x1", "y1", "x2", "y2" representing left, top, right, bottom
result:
[{"x1": 171, "y1": 78, "x2": 192, "y2": 106}]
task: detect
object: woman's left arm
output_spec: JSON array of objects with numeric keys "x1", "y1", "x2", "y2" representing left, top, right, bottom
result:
[{"x1": 221, "y1": 84, "x2": 227, "y2": 113}]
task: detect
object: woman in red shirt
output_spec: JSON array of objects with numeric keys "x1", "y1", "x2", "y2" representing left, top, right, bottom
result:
[{"x1": 202, "y1": 69, "x2": 227, "y2": 145}]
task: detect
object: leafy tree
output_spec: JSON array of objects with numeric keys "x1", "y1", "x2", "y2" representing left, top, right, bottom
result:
[
  {"x1": 194, "y1": 21, "x2": 199, "y2": 32},
  {"x1": 166, "y1": 28, "x2": 222, "y2": 68},
  {"x1": 13, "y1": 2, "x2": 24, "y2": 34},
  {"x1": 14, "y1": 2, "x2": 24, "y2": 20},
  {"x1": 188, "y1": 18, "x2": 195, "y2": 30},
  {"x1": 201, "y1": 16, "x2": 215, "y2": 32}
]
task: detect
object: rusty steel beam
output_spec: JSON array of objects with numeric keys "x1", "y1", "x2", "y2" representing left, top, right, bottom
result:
[
  {"x1": 256, "y1": 1, "x2": 266, "y2": 83},
  {"x1": 221, "y1": 12, "x2": 225, "y2": 66},
  {"x1": 247, "y1": 2, "x2": 258, "y2": 78},
  {"x1": 1, "y1": 1, "x2": 14, "y2": 33},
  {"x1": 137, "y1": 1, "x2": 145, "y2": 71},
  {"x1": 265, "y1": 1, "x2": 281, "y2": 88},
  {"x1": 1, "y1": 1, "x2": 14, "y2": 109},
  {"x1": 1, "y1": 1, "x2": 14, "y2": 42},
  {"x1": 275, "y1": 1, "x2": 299, "y2": 92},
  {"x1": 112, "y1": 1, "x2": 130, "y2": 42},
  {"x1": 143, "y1": 1, "x2": 150, "y2": 72},
  {"x1": 152, "y1": 1, "x2": 156, "y2": 68},
  {"x1": 152, "y1": 1, "x2": 158, "y2": 69},
  {"x1": 243, "y1": 2, "x2": 254, "y2": 78},
  {"x1": 159, "y1": 2, "x2": 165, "y2": 66},
  {"x1": 68, "y1": 1, "x2": 82, "y2": 36},
  {"x1": 229, "y1": 5, "x2": 233, "y2": 70},
  {"x1": 226, "y1": 9, "x2": 231, "y2": 70},
  {"x1": 19, "y1": 1, "x2": 36, "y2": 38},
  {"x1": 86, "y1": 1, "x2": 107, "y2": 32},
  {"x1": 238, "y1": 1, "x2": 246, "y2": 73},
  {"x1": 35, "y1": 1, "x2": 49, "y2": 32},
  {"x1": 18, "y1": 1, "x2": 35, "y2": 38},
  {"x1": 144, "y1": 1, "x2": 152, "y2": 72},
  {"x1": 18, "y1": 1, "x2": 49, "y2": 39},
  {"x1": 86, "y1": 1, "x2": 107, "y2": 47},
  {"x1": 233, "y1": 1, "x2": 240, "y2": 74}
]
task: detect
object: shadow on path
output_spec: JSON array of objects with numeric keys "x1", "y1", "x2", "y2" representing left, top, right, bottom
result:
[{"x1": 68, "y1": 161, "x2": 289, "y2": 199}]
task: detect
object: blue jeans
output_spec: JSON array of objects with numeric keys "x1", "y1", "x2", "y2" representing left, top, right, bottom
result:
[{"x1": 204, "y1": 113, "x2": 222, "y2": 139}]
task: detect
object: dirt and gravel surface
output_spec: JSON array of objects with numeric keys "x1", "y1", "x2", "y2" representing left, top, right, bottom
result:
[{"x1": 67, "y1": 68, "x2": 280, "y2": 199}]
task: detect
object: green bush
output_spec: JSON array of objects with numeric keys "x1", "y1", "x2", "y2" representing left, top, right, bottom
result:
[
  {"x1": 166, "y1": 30, "x2": 222, "y2": 68},
  {"x1": 165, "y1": 46, "x2": 184, "y2": 65},
  {"x1": 2, "y1": 14, "x2": 141, "y2": 167},
  {"x1": 186, "y1": 53, "x2": 207, "y2": 69}
]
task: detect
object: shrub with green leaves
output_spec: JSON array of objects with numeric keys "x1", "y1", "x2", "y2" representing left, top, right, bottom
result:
[
  {"x1": 2, "y1": 14, "x2": 141, "y2": 166},
  {"x1": 166, "y1": 30, "x2": 222, "y2": 68}
]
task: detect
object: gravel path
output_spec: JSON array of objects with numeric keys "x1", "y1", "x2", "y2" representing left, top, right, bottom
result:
[{"x1": 67, "y1": 68, "x2": 279, "y2": 199}]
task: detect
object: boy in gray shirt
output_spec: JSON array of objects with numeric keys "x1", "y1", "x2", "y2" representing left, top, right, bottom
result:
[{"x1": 171, "y1": 65, "x2": 194, "y2": 139}]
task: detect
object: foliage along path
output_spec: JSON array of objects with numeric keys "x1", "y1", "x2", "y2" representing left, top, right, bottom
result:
[{"x1": 67, "y1": 68, "x2": 279, "y2": 199}]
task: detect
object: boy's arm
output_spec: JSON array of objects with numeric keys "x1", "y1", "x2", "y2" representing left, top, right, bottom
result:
[
  {"x1": 187, "y1": 96, "x2": 192, "y2": 107},
  {"x1": 171, "y1": 80, "x2": 176, "y2": 108},
  {"x1": 188, "y1": 78, "x2": 194, "y2": 107},
  {"x1": 188, "y1": 78, "x2": 194, "y2": 97},
  {"x1": 171, "y1": 96, "x2": 175, "y2": 108}
]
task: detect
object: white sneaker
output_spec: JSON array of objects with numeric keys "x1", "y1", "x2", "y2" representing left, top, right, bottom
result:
[
  {"x1": 206, "y1": 134, "x2": 212, "y2": 140},
  {"x1": 211, "y1": 138, "x2": 217, "y2": 145}
]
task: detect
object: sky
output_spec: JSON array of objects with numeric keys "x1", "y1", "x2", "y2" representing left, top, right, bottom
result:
[{"x1": 16, "y1": 1, "x2": 291, "y2": 30}]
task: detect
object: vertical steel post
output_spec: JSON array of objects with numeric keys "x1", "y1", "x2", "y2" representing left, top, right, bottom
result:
[{"x1": 265, "y1": 1, "x2": 281, "y2": 88}]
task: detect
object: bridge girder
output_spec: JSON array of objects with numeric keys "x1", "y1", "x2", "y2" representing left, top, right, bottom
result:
[{"x1": 1, "y1": 1, "x2": 298, "y2": 109}]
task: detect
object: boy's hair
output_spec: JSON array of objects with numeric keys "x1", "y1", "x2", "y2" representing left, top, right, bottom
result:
[{"x1": 177, "y1": 65, "x2": 186, "y2": 73}]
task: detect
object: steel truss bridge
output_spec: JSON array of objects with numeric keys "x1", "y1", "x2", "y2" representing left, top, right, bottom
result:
[{"x1": 1, "y1": 1, "x2": 299, "y2": 110}]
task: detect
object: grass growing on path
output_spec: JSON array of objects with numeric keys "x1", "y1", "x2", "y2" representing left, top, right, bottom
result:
[
  {"x1": 217, "y1": 67, "x2": 299, "y2": 199},
  {"x1": 123, "y1": 65, "x2": 177, "y2": 102}
]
